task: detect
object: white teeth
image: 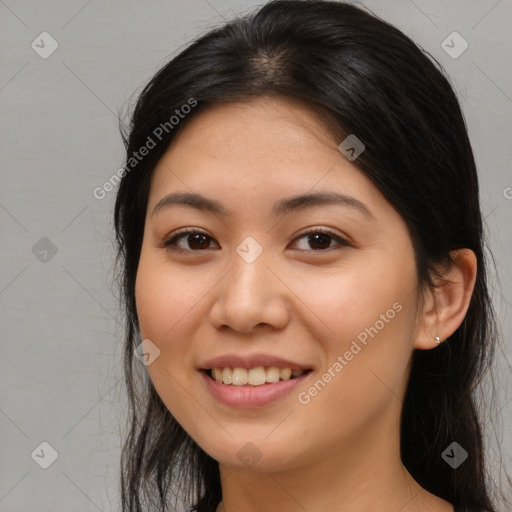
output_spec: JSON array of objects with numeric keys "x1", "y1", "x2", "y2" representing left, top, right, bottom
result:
[
  {"x1": 266, "y1": 367, "x2": 280, "y2": 382},
  {"x1": 232, "y1": 367, "x2": 248, "y2": 385},
  {"x1": 248, "y1": 367, "x2": 266, "y2": 386},
  {"x1": 280, "y1": 368, "x2": 292, "y2": 380},
  {"x1": 209, "y1": 366, "x2": 307, "y2": 386},
  {"x1": 221, "y1": 367, "x2": 232, "y2": 384}
]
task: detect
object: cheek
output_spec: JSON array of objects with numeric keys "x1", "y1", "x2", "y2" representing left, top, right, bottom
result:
[
  {"x1": 134, "y1": 251, "x2": 208, "y2": 432},
  {"x1": 292, "y1": 252, "x2": 417, "y2": 411},
  {"x1": 294, "y1": 251, "x2": 416, "y2": 350},
  {"x1": 134, "y1": 252, "x2": 200, "y2": 400},
  {"x1": 135, "y1": 249, "x2": 204, "y2": 343}
]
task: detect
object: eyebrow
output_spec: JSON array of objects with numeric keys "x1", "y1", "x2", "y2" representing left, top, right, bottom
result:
[{"x1": 152, "y1": 191, "x2": 374, "y2": 220}]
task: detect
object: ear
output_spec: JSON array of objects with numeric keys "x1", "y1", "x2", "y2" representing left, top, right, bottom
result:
[{"x1": 414, "y1": 249, "x2": 477, "y2": 350}]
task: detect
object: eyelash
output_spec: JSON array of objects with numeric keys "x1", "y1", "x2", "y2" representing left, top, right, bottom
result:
[{"x1": 160, "y1": 227, "x2": 350, "y2": 254}]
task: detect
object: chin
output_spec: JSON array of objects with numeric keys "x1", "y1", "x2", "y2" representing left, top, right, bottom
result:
[{"x1": 197, "y1": 435, "x2": 307, "y2": 473}]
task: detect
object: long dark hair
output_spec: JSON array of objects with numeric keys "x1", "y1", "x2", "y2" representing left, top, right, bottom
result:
[{"x1": 114, "y1": 1, "x2": 508, "y2": 510}]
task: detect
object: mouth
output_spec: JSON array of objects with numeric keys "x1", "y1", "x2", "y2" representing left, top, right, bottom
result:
[
  {"x1": 202, "y1": 366, "x2": 313, "y2": 386},
  {"x1": 199, "y1": 366, "x2": 313, "y2": 408}
]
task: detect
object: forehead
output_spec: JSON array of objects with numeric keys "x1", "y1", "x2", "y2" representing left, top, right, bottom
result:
[
  {"x1": 147, "y1": 97, "x2": 390, "y2": 221},
  {"x1": 152, "y1": 98, "x2": 351, "y2": 185},
  {"x1": 167, "y1": 97, "x2": 342, "y2": 166}
]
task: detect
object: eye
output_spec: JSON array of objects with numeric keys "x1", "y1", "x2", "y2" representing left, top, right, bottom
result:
[
  {"x1": 290, "y1": 228, "x2": 350, "y2": 251},
  {"x1": 160, "y1": 227, "x2": 350, "y2": 253},
  {"x1": 162, "y1": 229, "x2": 219, "y2": 252}
]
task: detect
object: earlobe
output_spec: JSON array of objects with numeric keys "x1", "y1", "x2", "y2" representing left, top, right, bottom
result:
[{"x1": 414, "y1": 249, "x2": 477, "y2": 350}]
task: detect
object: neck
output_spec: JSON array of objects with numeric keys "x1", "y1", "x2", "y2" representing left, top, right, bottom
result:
[{"x1": 214, "y1": 415, "x2": 452, "y2": 512}]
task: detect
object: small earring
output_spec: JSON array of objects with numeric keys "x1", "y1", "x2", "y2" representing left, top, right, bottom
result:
[{"x1": 435, "y1": 336, "x2": 441, "y2": 344}]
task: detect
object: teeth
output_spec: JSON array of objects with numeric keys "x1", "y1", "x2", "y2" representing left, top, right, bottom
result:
[
  {"x1": 266, "y1": 367, "x2": 280, "y2": 382},
  {"x1": 280, "y1": 368, "x2": 292, "y2": 380},
  {"x1": 221, "y1": 367, "x2": 232, "y2": 385},
  {"x1": 209, "y1": 367, "x2": 307, "y2": 386},
  {"x1": 232, "y1": 367, "x2": 248, "y2": 385},
  {"x1": 248, "y1": 367, "x2": 266, "y2": 386}
]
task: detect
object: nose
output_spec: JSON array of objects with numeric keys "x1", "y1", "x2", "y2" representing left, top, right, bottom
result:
[{"x1": 208, "y1": 248, "x2": 290, "y2": 334}]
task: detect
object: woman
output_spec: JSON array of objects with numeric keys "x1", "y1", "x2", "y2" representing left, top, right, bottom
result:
[{"x1": 114, "y1": 1, "x2": 506, "y2": 510}]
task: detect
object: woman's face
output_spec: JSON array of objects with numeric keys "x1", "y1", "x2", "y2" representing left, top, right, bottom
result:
[{"x1": 135, "y1": 97, "x2": 422, "y2": 471}]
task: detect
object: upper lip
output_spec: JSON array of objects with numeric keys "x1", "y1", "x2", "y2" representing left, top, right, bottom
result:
[{"x1": 200, "y1": 353, "x2": 313, "y2": 370}]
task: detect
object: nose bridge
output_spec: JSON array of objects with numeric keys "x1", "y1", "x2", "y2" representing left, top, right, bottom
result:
[
  {"x1": 210, "y1": 238, "x2": 289, "y2": 332},
  {"x1": 227, "y1": 241, "x2": 271, "y2": 309}
]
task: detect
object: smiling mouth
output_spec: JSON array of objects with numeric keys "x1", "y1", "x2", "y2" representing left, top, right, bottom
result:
[{"x1": 203, "y1": 367, "x2": 313, "y2": 386}]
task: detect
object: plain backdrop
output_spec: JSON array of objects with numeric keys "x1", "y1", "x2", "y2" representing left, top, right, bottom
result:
[{"x1": 1, "y1": 1, "x2": 511, "y2": 511}]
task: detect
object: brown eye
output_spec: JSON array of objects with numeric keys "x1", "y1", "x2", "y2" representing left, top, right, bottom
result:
[
  {"x1": 306, "y1": 232, "x2": 332, "y2": 250},
  {"x1": 164, "y1": 230, "x2": 219, "y2": 252},
  {"x1": 184, "y1": 233, "x2": 210, "y2": 250},
  {"x1": 291, "y1": 229, "x2": 350, "y2": 251},
  {"x1": 161, "y1": 228, "x2": 349, "y2": 254}
]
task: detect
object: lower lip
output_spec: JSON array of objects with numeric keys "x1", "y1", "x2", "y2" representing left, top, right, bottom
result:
[{"x1": 200, "y1": 370, "x2": 311, "y2": 407}]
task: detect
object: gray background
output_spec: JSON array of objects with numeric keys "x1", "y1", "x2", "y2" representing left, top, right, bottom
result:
[{"x1": 1, "y1": 0, "x2": 511, "y2": 511}]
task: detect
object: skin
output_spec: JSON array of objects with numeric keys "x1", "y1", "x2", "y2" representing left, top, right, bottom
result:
[{"x1": 135, "y1": 96, "x2": 476, "y2": 512}]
